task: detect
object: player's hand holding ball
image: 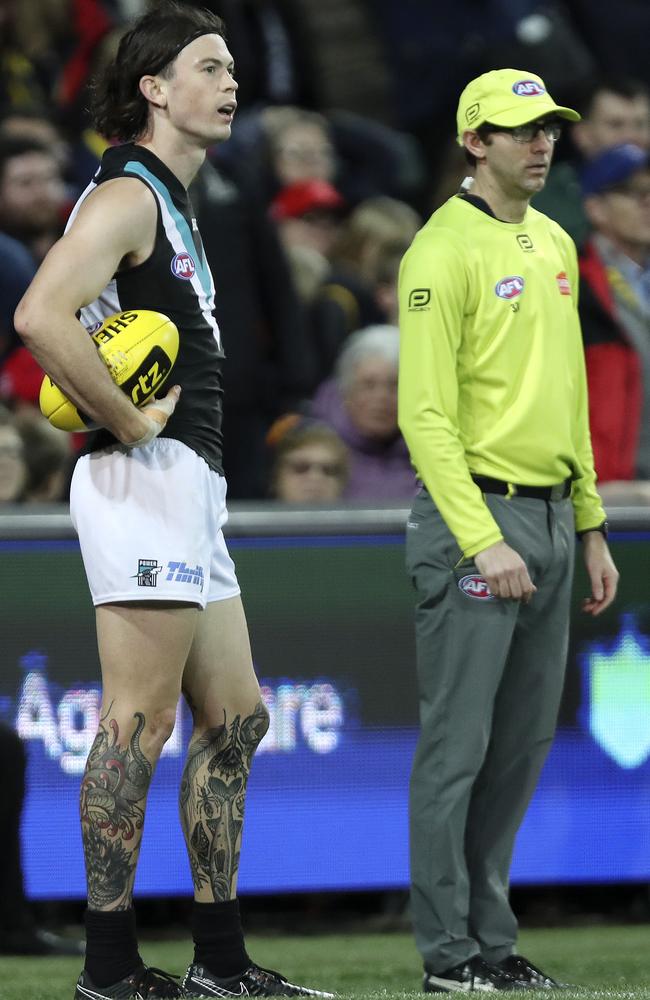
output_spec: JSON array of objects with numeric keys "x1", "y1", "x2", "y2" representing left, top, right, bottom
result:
[{"x1": 124, "y1": 384, "x2": 182, "y2": 447}]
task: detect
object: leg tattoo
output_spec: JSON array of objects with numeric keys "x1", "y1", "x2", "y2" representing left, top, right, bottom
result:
[
  {"x1": 80, "y1": 706, "x2": 153, "y2": 909},
  {"x1": 180, "y1": 701, "x2": 269, "y2": 900}
]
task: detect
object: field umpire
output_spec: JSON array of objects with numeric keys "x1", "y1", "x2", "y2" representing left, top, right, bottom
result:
[{"x1": 398, "y1": 69, "x2": 619, "y2": 993}]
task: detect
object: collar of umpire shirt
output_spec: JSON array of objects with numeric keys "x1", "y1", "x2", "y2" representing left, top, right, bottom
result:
[{"x1": 458, "y1": 190, "x2": 520, "y2": 223}]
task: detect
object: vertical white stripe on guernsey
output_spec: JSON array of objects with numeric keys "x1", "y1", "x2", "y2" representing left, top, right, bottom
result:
[
  {"x1": 64, "y1": 177, "x2": 98, "y2": 232},
  {"x1": 79, "y1": 279, "x2": 122, "y2": 330},
  {"x1": 123, "y1": 161, "x2": 222, "y2": 350},
  {"x1": 65, "y1": 179, "x2": 124, "y2": 331}
]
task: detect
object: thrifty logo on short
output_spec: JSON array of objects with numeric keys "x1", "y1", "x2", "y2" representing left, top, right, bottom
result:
[
  {"x1": 408, "y1": 288, "x2": 431, "y2": 311},
  {"x1": 132, "y1": 558, "x2": 163, "y2": 587},
  {"x1": 166, "y1": 561, "x2": 204, "y2": 588},
  {"x1": 556, "y1": 271, "x2": 571, "y2": 295}
]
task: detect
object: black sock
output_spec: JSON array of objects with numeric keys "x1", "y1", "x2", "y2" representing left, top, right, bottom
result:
[
  {"x1": 192, "y1": 899, "x2": 250, "y2": 977},
  {"x1": 84, "y1": 908, "x2": 142, "y2": 987}
]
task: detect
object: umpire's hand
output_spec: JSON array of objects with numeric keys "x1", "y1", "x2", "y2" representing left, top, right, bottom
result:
[
  {"x1": 581, "y1": 531, "x2": 619, "y2": 616},
  {"x1": 474, "y1": 540, "x2": 537, "y2": 602}
]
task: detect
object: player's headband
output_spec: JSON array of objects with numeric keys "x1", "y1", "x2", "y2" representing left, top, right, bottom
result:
[{"x1": 148, "y1": 28, "x2": 220, "y2": 76}]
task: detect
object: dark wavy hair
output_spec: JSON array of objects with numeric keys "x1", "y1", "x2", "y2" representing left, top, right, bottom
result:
[{"x1": 92, "y1": 1, "x2": 226, "y2": 142}]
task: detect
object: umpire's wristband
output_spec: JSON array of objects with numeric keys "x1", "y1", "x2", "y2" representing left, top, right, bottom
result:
[{"x1": 577, "y1": 520, "x2": 609, "y2": 540}]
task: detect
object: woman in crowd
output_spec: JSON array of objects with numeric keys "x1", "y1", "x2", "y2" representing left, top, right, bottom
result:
[
  {"x1": 310, "y1": 325, "x2": 415, "y2": 501},
  {"x1": 268, "y1": 413, "x2": 349, "y2": 503}
]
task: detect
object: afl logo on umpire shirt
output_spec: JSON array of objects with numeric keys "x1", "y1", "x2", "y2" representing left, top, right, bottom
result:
[
  {"x1": 171, "y1": 251, "x2": 196, "y2": 280},
  {"x1": 495, "y1": 276, "x2": 525, "y2": 300}
]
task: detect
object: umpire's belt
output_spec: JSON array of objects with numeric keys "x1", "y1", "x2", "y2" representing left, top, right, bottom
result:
[{"x1": 472, "y1": 474, "x2": 571, "y2": 501}]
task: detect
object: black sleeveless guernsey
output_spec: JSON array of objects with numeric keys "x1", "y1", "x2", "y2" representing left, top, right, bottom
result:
[{"x1": 69, "y1": 143, "x2": 225, "y2": 474}]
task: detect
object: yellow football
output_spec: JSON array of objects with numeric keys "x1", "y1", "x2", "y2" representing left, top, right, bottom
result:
[{"x1": 39, "y1": 310, "x2": 180, "y2": 432}]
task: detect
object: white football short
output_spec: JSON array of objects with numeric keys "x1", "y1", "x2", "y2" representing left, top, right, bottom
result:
[{"x1": 69, "y1": 438, "x2": 240, "y2": 608}]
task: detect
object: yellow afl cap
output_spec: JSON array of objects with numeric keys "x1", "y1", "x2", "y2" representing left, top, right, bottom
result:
[{"x1": 456, "y1": 68, "x2": 580, "y2": 144}]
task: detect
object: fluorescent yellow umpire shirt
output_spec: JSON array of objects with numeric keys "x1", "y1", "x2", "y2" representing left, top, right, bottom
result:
[{"x1": 398, "y1": 194, "x2": 606, "y2": 558}]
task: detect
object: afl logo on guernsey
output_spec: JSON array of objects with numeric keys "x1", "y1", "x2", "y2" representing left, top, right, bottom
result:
[
  {"x1": 458, "y1": 574, "x2": 494, "y2": 600},
  {"x1": 495, "y1": 275, "x2": 525, "y2": 299},
  {"x1": 512, "y1": 79, "x2": 546, "y2": 97},
  {"x1": 171, "y1": 251, "x2": 196, "y2": 280}
]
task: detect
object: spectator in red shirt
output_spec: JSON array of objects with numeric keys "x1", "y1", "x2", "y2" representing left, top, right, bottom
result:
[{"x1": 579, "y1": 143, "x2": 650, "y2": 504}]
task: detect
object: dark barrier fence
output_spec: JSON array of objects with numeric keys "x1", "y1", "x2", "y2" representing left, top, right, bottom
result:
[{"x1": 1, "y1": 504, "x2": 649, "y2": 898}]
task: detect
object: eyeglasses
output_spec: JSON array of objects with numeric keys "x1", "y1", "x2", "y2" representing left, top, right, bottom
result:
[
  {"x1": 283, "y1": 458, "x2": 344, "y2": 477},
  {"x1": 480, "y1": 120, "x2": 563, "y2": 143}
]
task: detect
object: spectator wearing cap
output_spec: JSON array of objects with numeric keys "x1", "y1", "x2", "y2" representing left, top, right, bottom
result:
[
  {"x1": 534, "y1": 76, "x2": 650, "y2": 246},
  {"x1": 311, "y1": 324, "x2": 415, "y2": 501},
  {"x1": 270, "y1": 178, "x2": 346, "y2": 258},
  {"x1": 579, "y1": 143, "x2": 650, "y2": 503}
]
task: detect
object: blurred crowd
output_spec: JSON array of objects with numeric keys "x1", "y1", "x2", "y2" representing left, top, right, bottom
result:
[{"x1": 1, "y1": 0, "x2": 650, "y2": 506}]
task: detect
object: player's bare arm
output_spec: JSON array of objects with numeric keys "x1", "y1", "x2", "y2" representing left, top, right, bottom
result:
[
  {"x1": 474, "y1": 539, "x2": 537, "y2": 602},
  {"x1": 14, "y1": 178, "x2": 179, "y2": 444},
  {"x1": 581, "y1": 530, "x2": 619, "y2": 616}
]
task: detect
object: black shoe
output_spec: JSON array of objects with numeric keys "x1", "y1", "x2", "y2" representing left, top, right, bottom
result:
[
  {"x1": 182, "y1": 962, "x2": 334, "y2": 998},
  {"x1": 423, "y1": 955, "x2": 527, "y2": 992},
  {"x1": 74, "y1": 965, "x2": 187, "y2": 999},
  {"x1": 0, "y1": 927, "x2": 85, "y2": 956},
  {"x1": 499, "y1": 955, "x2": 567, "y2": 989}
]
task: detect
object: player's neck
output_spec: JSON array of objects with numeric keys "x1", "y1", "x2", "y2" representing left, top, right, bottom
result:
[
  {"x1": 136, "y1": 133, "x2": 207, "y2": 190},
  {"x1": 469, "y1": 174, "x2": 530, "y2": 224}
]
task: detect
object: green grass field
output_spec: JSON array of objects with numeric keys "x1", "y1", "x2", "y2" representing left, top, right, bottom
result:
[{"x1": 0, "y1": 925, "x2": 649, "y2": 1000}]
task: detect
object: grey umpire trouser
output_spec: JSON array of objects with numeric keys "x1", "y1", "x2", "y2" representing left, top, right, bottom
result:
[{"x1": 405, "y1": 487, "x2": 575, "y2": 973}]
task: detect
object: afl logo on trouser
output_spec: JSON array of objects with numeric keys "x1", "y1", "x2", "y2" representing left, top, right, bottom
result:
[{"x1": 458, "y1": 574, "x2": 494, "y2": 600}]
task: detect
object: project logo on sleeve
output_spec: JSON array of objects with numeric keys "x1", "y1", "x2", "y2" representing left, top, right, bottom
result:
[
  {"x1": 512, "y1": 79, "x2": 546, "y2": 97},
  {"x1": 556, "y1": 271, "x2": 572, "y2": 295},
  {"x1": 408, "y1": 288, "x2": 431, "y2": 311},
  {"x1": 495, "y1": 275, "x2": 525, "y2": 300}
]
